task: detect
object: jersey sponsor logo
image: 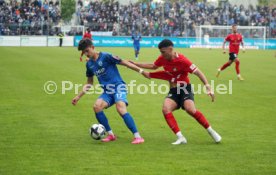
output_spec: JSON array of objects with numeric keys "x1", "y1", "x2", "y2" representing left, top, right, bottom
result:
[
  {"x1": 94, "y1": 68, "x2": 106, "y2": 77},
  {"x1": 173, "y1": 67, "x2": 177, "y2": 72},
  {"x1": 190, "y1": 64, "x2": 196, "y2": 71}
]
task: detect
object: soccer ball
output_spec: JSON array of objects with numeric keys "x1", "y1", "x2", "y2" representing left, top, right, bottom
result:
[{"x1": 90, "y1": 124, "x2": 106, "y2": 140}]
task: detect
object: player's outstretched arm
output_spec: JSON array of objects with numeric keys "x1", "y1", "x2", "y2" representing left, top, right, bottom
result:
[
  {"x1": 241, "y1": 40, "x2": 245, "y2": 53},
  {"x1": 222, "y1": 40, "x2": 227, "y2": 54},
  {"x1": 72, "y1": 77, "x2": 93, "y2": 105},
  {"x1": 128, "y1": 61, "x2": 159, "y2": 70},
  {"x1": 149, "y1": 71, "x2": 174, "y2": 81},
  {"x1": 193, "y1": 69, "x2": 215, "y2": 102},
  {"x1": 120, "y1": 60, "x2": 150, "y2": 79}
]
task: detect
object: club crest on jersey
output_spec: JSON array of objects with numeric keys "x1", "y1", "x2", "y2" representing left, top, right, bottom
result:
[
  {"x1": 173, "y1": 67, "x2": 177, "y2": 71},
  {"x1": 98, "y1": 61, "x2": 103, "y2": 66}
]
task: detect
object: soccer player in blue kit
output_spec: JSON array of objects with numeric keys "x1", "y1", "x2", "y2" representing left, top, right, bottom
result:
[
  {"x1": 131, "y1": 31, "x2": 141, "y2": 60},
  {"x1": 72, "y1": 39, "x2": 149, "y2": 144}
]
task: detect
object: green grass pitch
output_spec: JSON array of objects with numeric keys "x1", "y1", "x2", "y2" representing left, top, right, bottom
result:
[{"x1": 0, "y1": 46, "x2": 275, "y2": 175}]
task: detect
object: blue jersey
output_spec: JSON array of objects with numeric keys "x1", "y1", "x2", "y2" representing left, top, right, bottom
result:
[
  {"x1": 86, "y1": 52, "x2": 125, "y2": 89},
  {"x1": 132, "y1": 34, "x2": 141, "y2": 45}
]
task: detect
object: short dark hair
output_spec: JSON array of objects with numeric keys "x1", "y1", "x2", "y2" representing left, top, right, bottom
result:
[
  {"x1": 158, "y1": 39, "x2": 174, "y2": 49},
  {"x1": 78, "y1": 38, "x2": 93, "y2": 51}
]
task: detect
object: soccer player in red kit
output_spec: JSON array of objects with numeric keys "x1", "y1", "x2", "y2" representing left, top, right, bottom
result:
[
  {"x1": 80, "y1": 28, "x2": 93, "y2": 62},
  {"x1": 83, "y1": 28, "x2": 92, "y2": 39},
  {"x1": 131, "y1": 39, "x2": 222, "y2": 145},
  {"x1": 217, "y1": 24, "x2": 245, "y2": 80}
]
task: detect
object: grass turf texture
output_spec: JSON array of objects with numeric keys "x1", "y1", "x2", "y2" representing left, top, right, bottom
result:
[{"x1": 0, "y1": 47, "x2": 275, "y2": 175}]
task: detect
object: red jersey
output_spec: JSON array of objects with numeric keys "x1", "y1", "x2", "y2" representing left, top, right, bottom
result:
[
  {"x1": 153, "y1": 53, "x2": 197, "y2": 84},
  {"x1": 225, "y1": 33, "x2": 243, "y2": 54},
  {"x1": 83, "y1": 32, "x2": 92, "y2": 39}
]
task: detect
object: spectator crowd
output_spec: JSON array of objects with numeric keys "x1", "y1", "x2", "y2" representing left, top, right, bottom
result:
[
  {"x1": 1, "y1": 0, "x2": 275, "y2": 38},
  {"x1": 76, "y1": 0, "x2": 275, "y2": 38},
  {"x1": 0, "y1": 0, "x2": 61, "y2": 35}
]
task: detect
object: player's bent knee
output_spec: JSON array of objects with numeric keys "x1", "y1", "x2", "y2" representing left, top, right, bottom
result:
[
  {"x1": 117, "y1": 109, "x2": 127, "y2": 116},
  {"x1": 186, "y1": 108, "x2": 196, "y2": 115},
  {"x1": 116, "y1": 107, "x2": 127, "y2": 116},
  {"x1": 93, "y1": 103, "x2": 104, "y2": 113},
  {"x1": 162, "y1": 107, "x2": 172, "y2": 115},
  {"x1": 116, "y1": 104, "x2": 127, "y2": 116}
]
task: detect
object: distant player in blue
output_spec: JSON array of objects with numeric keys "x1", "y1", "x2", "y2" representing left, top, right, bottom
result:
[
  {"x1": 131, "y1": 31, "x2": 142, "y2": 60},
  {"x1": 72, "y1": 39, "x2": 149, "y2": 144}
]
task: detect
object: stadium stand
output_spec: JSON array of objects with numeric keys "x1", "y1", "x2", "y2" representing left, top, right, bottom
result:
[
  {"x1": 76, "y1": 0, "x2": 276, "y2": 38},
  {"x1": 0, "y1": 0, "x2": 60, "y2": 35},
  {"x1": 0, "y1": 0, "x2": 275, "y2": 37}
]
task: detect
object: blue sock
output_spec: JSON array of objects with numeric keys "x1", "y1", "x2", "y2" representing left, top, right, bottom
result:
[
  {"x1": 95, "y1": 111, "x2": 111, "y2": 132},
  {"x1": 122, "y1": 113, "x2": 138, "y2": 134}
]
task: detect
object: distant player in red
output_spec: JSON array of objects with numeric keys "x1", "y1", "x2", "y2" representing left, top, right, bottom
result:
[
  {"x1": 217, "y1": 24, "x2": 245, "y2": 80},
  {"x1": 132, "y1": 39, "x2": 222, "y2": 145},
  {"x1": 80, "y1": 28, "x2": 93, "y2": 62},
  {"x1": 83, "y1": 28, "x2": 92, "y2": 39}
]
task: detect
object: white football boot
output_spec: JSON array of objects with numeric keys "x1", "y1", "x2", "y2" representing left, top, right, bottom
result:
[
  {"x1": 171, "y1": 136, "x2": 187, "y2": 145},
  {"x1": 207, "y1": 127, "x2": 222, "y2": 143}
]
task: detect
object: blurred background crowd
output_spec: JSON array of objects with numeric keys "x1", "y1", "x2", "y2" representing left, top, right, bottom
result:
[{"x1": 0, "y1": 0, "x2": 275, "y2": 37}]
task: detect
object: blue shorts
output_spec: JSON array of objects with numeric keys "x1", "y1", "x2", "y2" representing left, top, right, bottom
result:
[
  {"x1": 134, "y1": 45, "x2": 140, "y2": 51},
  {"x1": 99, "y1": 85, "x2": 128, "y2": 107}
]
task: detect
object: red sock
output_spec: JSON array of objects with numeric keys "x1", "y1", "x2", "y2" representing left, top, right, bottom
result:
[
  {"x1": 192, "y1": 110, "x2": 210, "y2": 129},
  {"x1": 220, "y1": 62, "x2": 231, "y2": 71},
  {"x1": 235, "y1": 60, "x2": 240, "y2": 74},
  {"x1": 149, "y1": 71, "x2": 173, "y2": 81},
  {"x1": 164, "y1": 113, "x2": 180, "y2": 134}
]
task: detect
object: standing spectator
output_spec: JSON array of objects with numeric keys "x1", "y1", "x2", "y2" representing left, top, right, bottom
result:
[{"x1": 57, "y1": 31, "x2": 64, "y2": 47}]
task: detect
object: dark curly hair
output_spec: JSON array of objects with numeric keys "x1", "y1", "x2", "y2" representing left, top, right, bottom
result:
[
  {"x1": 78, "y1": 38, "x2": 93, "y2": 51},
  {"x1": 158, "y1": 39, "x2": 174, "y2": 49}
]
